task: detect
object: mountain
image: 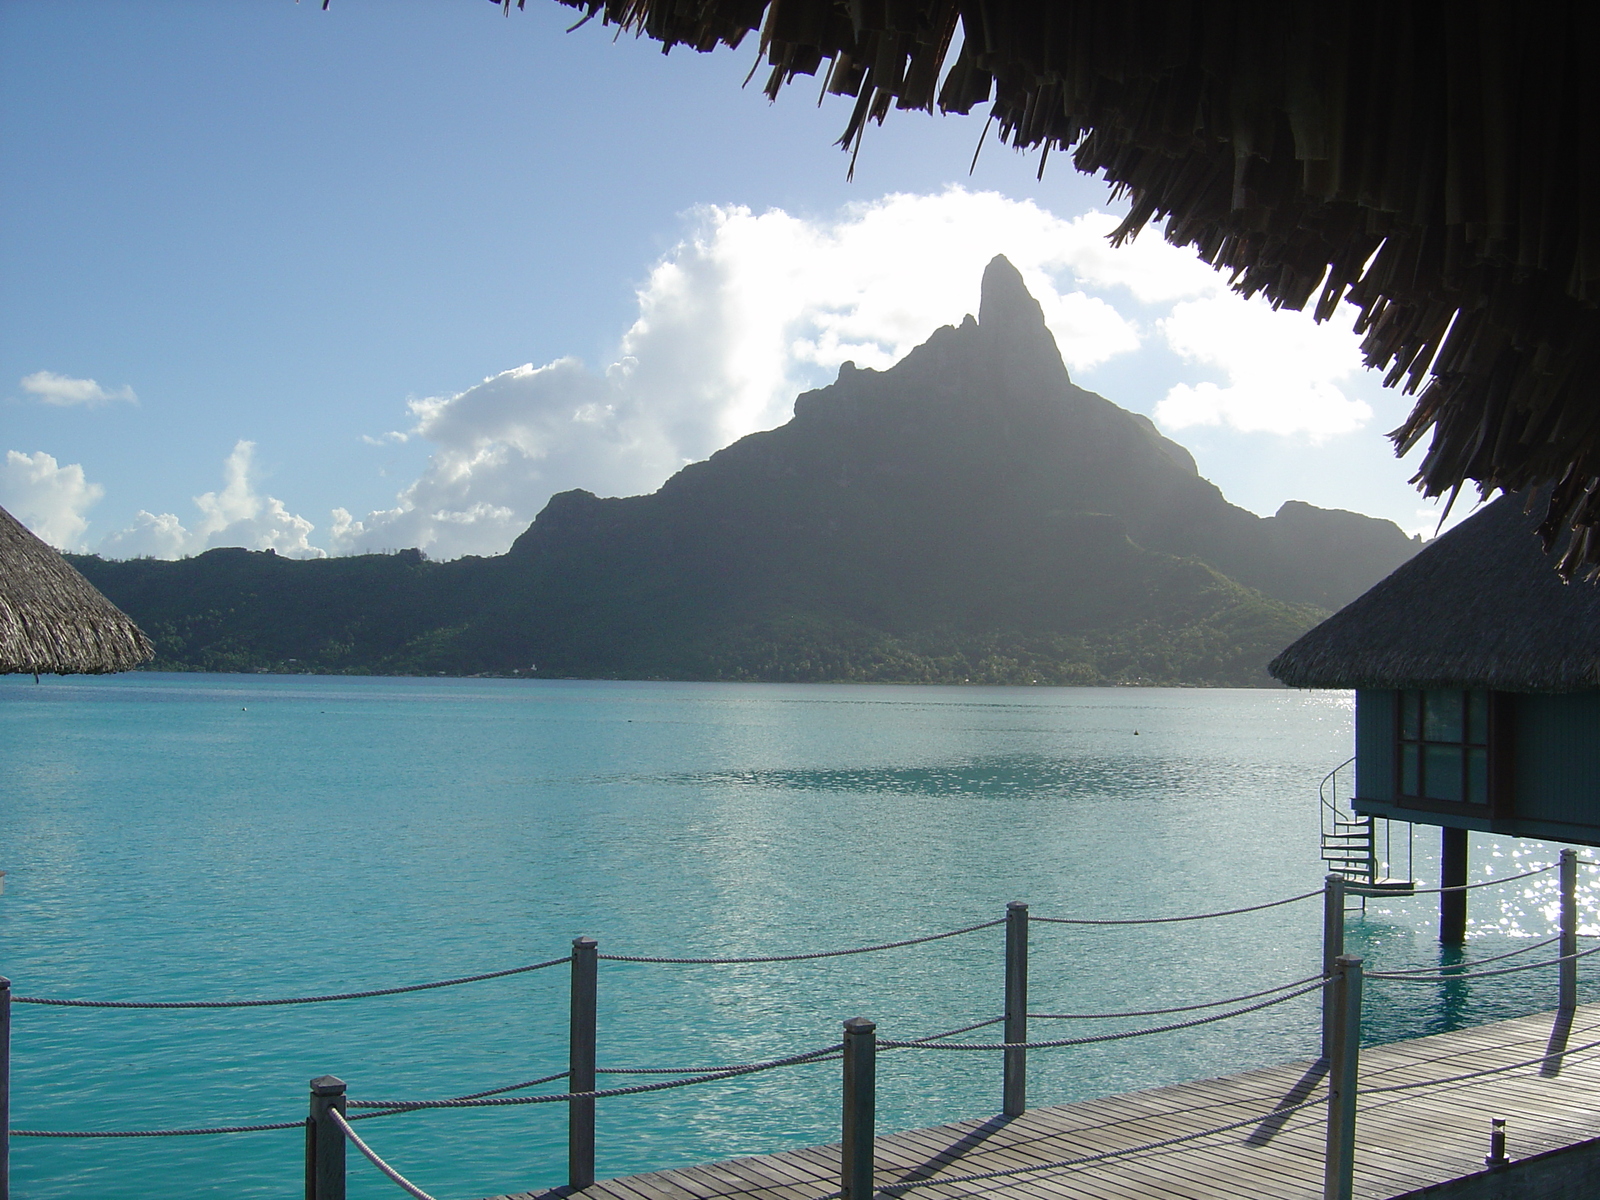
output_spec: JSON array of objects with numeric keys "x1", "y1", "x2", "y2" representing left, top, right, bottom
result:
[{"x1": 70, "y1": 257, "x2": 1420, "y2": 686}]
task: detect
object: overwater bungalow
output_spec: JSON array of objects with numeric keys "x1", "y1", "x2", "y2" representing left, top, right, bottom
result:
[
  {"x1": 0, "y1": 503, "x2": 153, "y2": 677},
  {"x1": 1270, "y1": 492, "x2": 1600, "y2": 940}
]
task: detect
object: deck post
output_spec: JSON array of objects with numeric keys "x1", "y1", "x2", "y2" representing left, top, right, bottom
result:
[
  {"x1": 1321, "y1": 874, "x2": 1345, "y2": 1061},
  {"x1": 841, "y1": 1017, "x2": 876, "y2": 1200},
  {"x1": 306, "y1": 1075, "x2": 346, "y2": 1200},
  {"x1": 1323, "y1": 955, "x2": 1363, "y2": 1200},
  {"x1": 569, "y1": 936, "x2": 599, "y2": 1191},
  {"x1": 1440, "y1": 827, "x2": 1468, "y2": 945},
  {"x1": 1003, "y1": 901, "x2": 1029, "y2": 1117},
  {"x1": 1, "y1": 976, "x2": 10, "y2": 1200},
  {"x1": 1560, "y1": 849, "x2": 1578, "y2": 1011}
]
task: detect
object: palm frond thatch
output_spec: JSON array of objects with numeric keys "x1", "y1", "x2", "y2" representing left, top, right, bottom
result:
[
  {"x1": 0, "y1": 505, "x2": 154, "y2": 675},
  {"x1": 534, "y1": 0, "x2": 1600, "y2": 575},
  {"x1": 1268, "y1": 493, "x2": 1600, "y2": 692}
]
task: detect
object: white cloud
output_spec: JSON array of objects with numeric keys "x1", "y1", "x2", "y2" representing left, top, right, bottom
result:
[
  {"x1": 0, "y1": 450, "x2": 104, "y2": 549},
  {"x1": 336, "y1": 188, "x2": 1188, "y2": 558},
  {"x1": 19, "y1": 370, "x2": 137, "y2": 407},
  {"x1": 1153, "y1": 295, "x2": 1374, "y2": 439},
  {"x1": 99, "y1": 441, "x2": 325, "y2": 559},
  {"x1": 114, "y1": 187, "x2": 1371, "y2": 561}
]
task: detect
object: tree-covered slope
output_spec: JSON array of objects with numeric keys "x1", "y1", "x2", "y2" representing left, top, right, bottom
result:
[{"x1": 71, "y1": 257, "x2": 1418, "y2": 686}]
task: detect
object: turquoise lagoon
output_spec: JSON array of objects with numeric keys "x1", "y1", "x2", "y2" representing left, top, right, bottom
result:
[{"x1": 2, "y1": 675, "x2": 1593, "y2": 1199}]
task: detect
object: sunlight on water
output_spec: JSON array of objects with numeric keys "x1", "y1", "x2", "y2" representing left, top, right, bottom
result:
[{"x1": 1, "y1": 676, "x2": 1592, "y2": 1199}]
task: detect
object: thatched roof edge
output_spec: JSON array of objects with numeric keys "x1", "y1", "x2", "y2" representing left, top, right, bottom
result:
[
  {"x1": 0, "y1": 505, "x2": 155, "y2": 675},
  {"x1": 1269, "y1": 493, "x2": 1600, "y2": 692}
]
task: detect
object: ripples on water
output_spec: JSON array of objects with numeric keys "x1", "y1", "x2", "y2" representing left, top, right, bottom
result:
[{"x1": 1, "y1": 675, "x2": 1592, "y2": 1199}]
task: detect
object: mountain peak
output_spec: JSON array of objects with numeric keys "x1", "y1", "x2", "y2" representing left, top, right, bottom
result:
[
  {"x1": 975, "y1": 254, "x2": 1066, "y2": 383},
  {"x1": 978, "y1": 255, "x2": 1040, "y2": 329}
]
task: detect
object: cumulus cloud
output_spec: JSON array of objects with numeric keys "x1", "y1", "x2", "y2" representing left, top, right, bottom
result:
[
  {"x1": 0, "y1": 450, "x2": 104, "y2": 549},
  {"x1": 99, "y1": 441, "x2": 324, "y2": 559},
  {"x1": 318, "y1": 187, "x2": 1381, "y2": 558},
  {"x1": 1153, "y1": 295, "x2": 1375, "y2": 439},
  {"x1": 19, "y1": 370, "x2": 137, "y2": 407},
  {"x1": 333, "y1": 190, "x2": 1173, "y2": 557}
]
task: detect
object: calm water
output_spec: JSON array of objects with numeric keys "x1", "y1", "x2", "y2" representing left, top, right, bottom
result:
[{"x1": 2, "y1": 675, "x2": 1593, "y2": 1199}]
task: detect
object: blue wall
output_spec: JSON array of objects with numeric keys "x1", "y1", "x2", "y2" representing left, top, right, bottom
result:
[
  {"x1": 1354, "y1": 690, "x2": 1396, "y2": 802},
  {"x1": 1353, "y1": 688, "x2": 1600, "y2": 846}
]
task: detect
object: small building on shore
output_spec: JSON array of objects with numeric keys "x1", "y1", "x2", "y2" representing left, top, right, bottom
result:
[{"x1": 1270, "y1": 493, "x2": 1600, "y2": 938}]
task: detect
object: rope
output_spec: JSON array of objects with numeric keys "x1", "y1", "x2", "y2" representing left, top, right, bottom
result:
[
  {"x1": 13, "y1": 956, "x2": 571, "y2": 1009},
  {"x1": 869, "y1": 1096, "x2": 1328, "y2": 1192},
  {"x1": 1369, "y1": 942, "x2": 1600, "y2": 982},
  {"x1": 576, "y1": 1026, "x2": 1012, "y2": 1079},
  {"x1": 12, "y1": 1120, "x2": 304, "y2": 1138},
  {"x1": 1029, "y1": 973, "x2": 1326, "y2": 1021},
  {"x1": 879, "y1": 979, "x2": 1326, "y2": 1050},
  {"x1": 1030, "y1": 889, "x2": 1320, "y2": 926},
  {"x1": 597, "y1": 919, "x2": 1003, "y2": 965},
  {"x1": 331, "y1": 1109, "x2": 439, "y2": 1200},
  {"x1": 347, "y1": 1043, "x2": 844, "y2": 1110},
  {"x1": 1359, "y1": 1034, "x2": 1600, "y2": 1095},
  {"x1": 897, "y1": 1016, "x2": 1006, "y2": 1043},
  {"x1": 349, "y1": 1071, "x2": 574, "y2": 1121},
  {"x1": 1401, "y1": 863, "x2": 1557, "y2": 895},
  {"x1": 1359, "y1": 936, "x2": 1559, "y2": 977},
  {"x1": 592, "y1": 1060, "x2": 843, "y2": 1076}
]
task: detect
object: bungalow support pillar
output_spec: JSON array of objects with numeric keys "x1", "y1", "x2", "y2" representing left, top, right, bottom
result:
[{"x1": 1440, "y1": 827, "x2": 1468, "y2": 945}]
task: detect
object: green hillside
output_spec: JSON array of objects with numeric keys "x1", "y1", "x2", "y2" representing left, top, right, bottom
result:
[{"x1": 71, "y1": 257, "x2": 1416, "y2": 687}]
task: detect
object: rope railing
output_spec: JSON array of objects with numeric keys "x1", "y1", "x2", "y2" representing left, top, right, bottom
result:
[
  {"x1": 11, "y1": 1120, "x2": 305, "y2": 1138},
  {"x1": 1028, "y1": 972, "x2": 1329, "y2": 1021},
  {"x1": 349, "y1": 1070, "x2": 575, "y2": 1122},
  {"x1": 595, "y1": 919, "x2": 1004, "y2": 965},
  {"x1": 330, "y1": 1109, "x2": 439, "y2": 1200},
  {"x1": 6, "y1": 888, "x2": 1357, "y2": 1010},
  {"x1": 11, "y1": 955, "x2": 572, "y2": 1009},
  {"x1": 9, "y1": 859, "x2": 1595, "y2": 1200},
  {"x1": 1356, "y1": 935, "x2": 1559, "y2": 978},
  {"x1": 1368, "y1": 942, "x2": 1600, "y2": 982},
  {"x1": 1399, "y1": 863, "x2": 1558, "y2": 895},
  {"x1": 878, "y1": 977, "x2": 1327, "y2": 1051},
  {"x1": 1029, "y1": 889, "x2": 1322, "y2": 925},
  {"x1": 344, "y1": 1043, "x2": 845, "y2": 1112}
]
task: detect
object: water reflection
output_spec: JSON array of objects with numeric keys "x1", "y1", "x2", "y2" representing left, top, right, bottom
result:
[{"x1": 667, "y1": 754, "x2": 1189, "y2": 799}]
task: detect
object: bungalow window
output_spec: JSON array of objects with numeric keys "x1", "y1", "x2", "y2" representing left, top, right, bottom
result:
[{"x1": 1397, "y1": 689, "x2": 1490, "y2": 806}]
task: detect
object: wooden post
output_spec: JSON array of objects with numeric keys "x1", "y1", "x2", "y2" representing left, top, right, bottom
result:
[
  {"x1": 841, "y1": 1017, "x2": 876, "y2": 1200},
  {"x1": 1560, "y1": 849, "x2": 1578, "y2": 1011},
  {"x1": 1321, "y1": 874, "x2": 1345, "y2": 1062},
  {"x1": 1440, "y1": 827, "x2": 1468, "y2": 945},
  {"x1": 1, "y1": 976, "x2": 10, "y2": 1200},
  {"x1": 569, "y1": 937, "x2": 598, "y2": 1191},
  {"x1": 1003, "y1": 901, "x2": 1028, "y2": 1117},
  {"x1": 1323, "y1": 955, "x2": 1363, "y2": 1200},
  {"x1": 305, "y1": 1075, "x2": 346, "y2": 1200}
]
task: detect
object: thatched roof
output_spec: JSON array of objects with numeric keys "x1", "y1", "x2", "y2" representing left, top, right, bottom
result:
[
  {"x1": 1269, "y1": 493, "x2": 1600, "y2": 692},
  {"x1": 529, "y1": 0, "x2": 1600, "y2": 576},
  {"x1": 0, "y1": 505, "x2": 154, "y2": 675}
]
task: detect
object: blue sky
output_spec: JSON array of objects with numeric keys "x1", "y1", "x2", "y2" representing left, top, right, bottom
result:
[{"x1": 1, "y1": 0, "x2": 1458, "y2": 557}]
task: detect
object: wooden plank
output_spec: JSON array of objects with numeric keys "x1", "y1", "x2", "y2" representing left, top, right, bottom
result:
[{"x1": 490, "y1": 1002, "x2": 1600, "y2": 1200}]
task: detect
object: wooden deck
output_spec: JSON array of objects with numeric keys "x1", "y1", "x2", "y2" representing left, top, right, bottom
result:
[{"x1": 493, "y1": 1002, "x2": 1600, "y2": 1200}]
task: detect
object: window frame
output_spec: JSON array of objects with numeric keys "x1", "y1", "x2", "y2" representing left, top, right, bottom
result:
[{"x1": 1392, "y1": 689, "x2": 1514, "y2": 818}]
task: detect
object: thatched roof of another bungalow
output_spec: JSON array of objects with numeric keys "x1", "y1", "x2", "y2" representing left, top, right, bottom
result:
[
  {"x1": 529, "y1": 0, "x2": 1600, "y2": 577},
  {"x1": 0, "y1": 504, "x2": 154, "y2": 676},
  {"x1": 1269, "y1": 493, "x2": 1600, "y2": 693}
]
